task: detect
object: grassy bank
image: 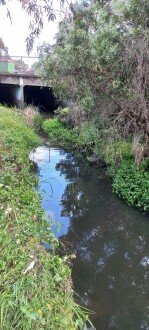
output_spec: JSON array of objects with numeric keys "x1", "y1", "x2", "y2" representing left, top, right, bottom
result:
[
  {"x1": 0, "y1": 106, "x2": 89, "y2": 329},
  {"x1": 42, "y1": 111, "x2": 149, "y2": 212}
]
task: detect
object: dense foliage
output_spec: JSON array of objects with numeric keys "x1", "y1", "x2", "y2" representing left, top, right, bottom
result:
[
  {"x1": 37, "y1": 0, "x2": 149, "y2": 158},
  {"x1": 37, "y1": 0, "x2": 149, "y2": 211},
  {"x1": 43, "y1": 118, "x2": 78, "y2": 147},
  {"x1": 113, "y1": 160, "x2": 149, "y2": 212}
]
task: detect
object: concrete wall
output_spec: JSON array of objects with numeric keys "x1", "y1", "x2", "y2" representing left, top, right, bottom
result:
[{"x1": 0, "y1": 73, "x2": 44, "y2": 86}]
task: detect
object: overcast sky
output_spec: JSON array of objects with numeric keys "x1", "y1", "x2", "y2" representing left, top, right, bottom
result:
[{"x1": 0, "y1": 0, "x2": 62, "y2": 57}]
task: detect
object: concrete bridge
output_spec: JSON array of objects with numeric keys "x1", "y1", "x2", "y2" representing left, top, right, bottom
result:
[
  {"x1": 0, "y1": 72, "x2": 46, "y2": 107},
  {"x1": 0, "y1": 72, "x2": 44, "y2": 87},
  {"x1": 0, "y1": 56, "x2": 57, "y2": 110}
]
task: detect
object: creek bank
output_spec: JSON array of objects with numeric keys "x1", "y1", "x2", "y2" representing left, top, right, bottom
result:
[
  {"x1": 0, "y1": 106, "x2": 90, "y2": 330},
  {"x1": 42, "y1": 116, "x2": 149, "y2": 213}
]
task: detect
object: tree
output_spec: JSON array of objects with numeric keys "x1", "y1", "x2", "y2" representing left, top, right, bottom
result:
[
  {"x1": 36, "y1": 0, "x2": 149, "y2": 151},
  {"x1": 14, "y1": 59, "x2": 28, "y2": 71},
  {"x1": 0, "y1": 0, "x2": 71, "y2": 53},
  {"x1": 0, "y1": 37, "x2": 8, "y2": 56}
]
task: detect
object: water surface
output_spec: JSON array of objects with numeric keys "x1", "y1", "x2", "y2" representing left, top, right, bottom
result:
[{"x1": 30, "y1": 145, "x2": 149, "y2": 330}]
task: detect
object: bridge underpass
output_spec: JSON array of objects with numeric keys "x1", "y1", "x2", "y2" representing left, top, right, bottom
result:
[
  {"x1": 0, "y1": 84, "x2": 18, "y2": 106},
  {"x1": 24, "y1": 86, "x2": 58, "y2": 112},
  {"x1": 0, "y1": 56, "x2": 60, "y2": 112},
  {"x1": 0, "y1": 84, "x2": 58, "y2": 112}
]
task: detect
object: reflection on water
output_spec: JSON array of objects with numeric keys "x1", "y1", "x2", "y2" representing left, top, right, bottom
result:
[
  {"x1": 30, "y1": 145, "x2": 149, "y2": 330},
  {"x1": 30, "y1": 146, "x2": 71, "y2": 236}
]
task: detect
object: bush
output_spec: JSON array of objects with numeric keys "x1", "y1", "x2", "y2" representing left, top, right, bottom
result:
[
  {"x1": 54, "y1": 104, "x2": 85, "y2": 128},
  {"x1": 113, "y1": 159, "x2": 149, "y2": 211},
  {"x1": 78, "y1": 122, "x2": 98, "y2": 153},
  {"x1": 102, "y1": 140, "x2": 133, "y2": 164},
  {"x1": 54, "y1": 107, "x2": 70, "y2": 123},
  {"x1": 43, "y1": 118, "x2": 99, "y2": 153},
  {"x1": 33, "y1": 113, "x2": 43, "y2": 132},
  {"x1": 42, "y1": 118, "x2": 78, "y2": 147}
]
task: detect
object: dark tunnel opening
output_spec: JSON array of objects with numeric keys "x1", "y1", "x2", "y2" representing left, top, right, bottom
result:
[
  {"x1": 0, "y1": 84, "x2": 18, "y2": 107},
  {"x1": 24, "y1": 86, "x2": 59, "y2": 113},
  {"x1": 0, "y1": 84, "x2": 59, "y2": 113}
]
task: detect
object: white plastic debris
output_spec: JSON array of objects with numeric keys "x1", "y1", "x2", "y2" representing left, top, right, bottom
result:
[{"x1": 23, "y1": 261, "x2": 35, "y2": 274}]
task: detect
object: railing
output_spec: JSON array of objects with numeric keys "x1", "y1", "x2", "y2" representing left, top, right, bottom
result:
[{"x1": 0, "y1": 55, "x2": 39, "y2": 74}]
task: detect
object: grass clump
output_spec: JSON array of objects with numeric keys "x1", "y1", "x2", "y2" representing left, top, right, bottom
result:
[
  {"x1": 0, "y1": 106, "x2": 40, "y2": 160},
  {"x1": 0, "y1": 106, "x2": 89, "y2": 329},
  {"x1": 42, "y1": 117, "x2": 98, "y2": 153},
  {"x1": 23, "y1": 105, "x2": 43, "y2": 132}
]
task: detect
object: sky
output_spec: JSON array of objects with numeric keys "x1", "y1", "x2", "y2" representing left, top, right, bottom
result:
[{"x1": 0, "y1": 0, "x2": 63, "y2": 61}]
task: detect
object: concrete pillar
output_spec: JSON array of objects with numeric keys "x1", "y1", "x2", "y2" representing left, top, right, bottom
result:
[{"x1": 15, "y1": 77, "x2": 24, "y2": 108}]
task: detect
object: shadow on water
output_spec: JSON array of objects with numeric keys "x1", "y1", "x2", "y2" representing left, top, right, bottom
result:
[{"x1": 30, "y1": 145, "x2": 149, "y2": 330}]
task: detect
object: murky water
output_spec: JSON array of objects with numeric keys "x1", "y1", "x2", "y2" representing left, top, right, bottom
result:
[{"x1": 30, "y1": 145, "x2": 149, "y2": 330}]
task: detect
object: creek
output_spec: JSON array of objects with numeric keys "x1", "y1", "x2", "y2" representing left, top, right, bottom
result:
[{"x1": 30, "y1": 144, "x2": 149, "y2": 330}]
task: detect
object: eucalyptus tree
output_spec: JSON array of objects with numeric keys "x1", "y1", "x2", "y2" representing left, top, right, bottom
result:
[
  {"x1": 36, "y1": 1, "x2": 124, "y2": 118},
  {"x1": 0, "y1": 37, "x2": 8, "y2": 55},
  {"x1": 0, "y1": 0, "x2": 71, "y2": 52}
]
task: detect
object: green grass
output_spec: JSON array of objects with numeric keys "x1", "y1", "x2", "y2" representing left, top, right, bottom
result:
[
  {"x1": 0, "y1": 106, "x2": 89, "y2": 329},
  {"x1": 42, "y1": 118, "x2": 78, "y2": 148}
]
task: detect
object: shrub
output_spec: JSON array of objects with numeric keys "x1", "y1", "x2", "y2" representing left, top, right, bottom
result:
[
  {"x1": 78, "y1": 122, "x2": 98, "y2": 153},
  {"x1": 54, "y1": 104, "x2": 85, "y2": 128},
  {"x1": 113, "y1": 159, "x2": 149, "y2": 211},
  {"x1": 42, "y1": 118, "x2": 78, "y2": 147},
  {"x1": 54, "y1": 107, "x2": 70, "y2": 123},
  {"x1": 103, "y1": 140, "x2": 133, "y2": 164},
  {"x1": 33, "y1": 113, "x2": 43, "y2": 132}
]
